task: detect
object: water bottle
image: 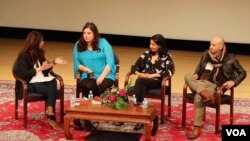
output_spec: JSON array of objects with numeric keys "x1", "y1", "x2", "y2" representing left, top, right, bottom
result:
[
  {"x1": 142, "y1": 98, "x2": 148, "y2": 108},
  {"x1": 132, "y1": 94, "x2": 137, "y2": 105},
  {"x1": 88, "y1": 90, "x2": 93, "y2": 101},
  {"x1": 70, "y1": 96, "x2": 76, "y2": 107}
]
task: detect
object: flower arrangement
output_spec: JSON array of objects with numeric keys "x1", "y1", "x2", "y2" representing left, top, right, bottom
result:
[
  {"x1": 101, "y1": 79, "x2": 133, "y2": 110},
  {"x1": 101, "y1": 87, "x2": 128, "y2": 109}
]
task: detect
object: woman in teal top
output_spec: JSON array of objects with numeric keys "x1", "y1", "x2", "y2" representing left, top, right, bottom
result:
[{"x1": 73, "y1": 22, "x2": 116, "y2": 97}]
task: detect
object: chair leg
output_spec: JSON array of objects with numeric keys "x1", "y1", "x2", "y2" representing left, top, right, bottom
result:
[
  {"x1": 15, "y1": 97, "x2": 18, "y2": 120},
  {"x1": 76, "y1": 82, "x2": 80, "y2": 98},
  {"x1": 160, "y1": 99, "x2": 165, "y2": 124},
  {"x1": 182, "y1": 100, "x2": 186, "y2": 128},
  {"x1": 24, "y1": 101, "x2": 28, "y2": 128},
  {"x1": 45, "y1": 101, "x2": 48, "y2": 114},
  {"x1": 230, "y1": 102, "x2": 233, "y2": 125},
  {"x1": 168, "y1": 94, "x2": 171, "y2": 117},
  {"x1": 215, "y1": 107, "x2": 220, "y2": 134},
  {"x1": 60, "y1": 97, "x2": 64, "y2": 124},
  {"x1": 203, "y1": 107, "x2": 206, "y2": 121}
]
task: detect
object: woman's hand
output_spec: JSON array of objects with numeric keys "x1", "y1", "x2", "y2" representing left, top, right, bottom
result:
[
  {"x1": 37, "y1": 61, "x2": 52, "y2": 72},
  {"x1": 96, "y1": 76, "x2": 104, "y2": 85},
  {"x1": 86, "y1": 68, "x2": 93, "y2": 73},
  {"x1": 54, "y1": 57, "x2": 67, "y2": 65},
  {"x1": 138, "y1": 73, "x2": 155, "y2": 79}
]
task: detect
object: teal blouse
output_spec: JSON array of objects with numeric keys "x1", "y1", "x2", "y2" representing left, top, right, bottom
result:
[{"x1": 73, "y1": 38, "x2": 116, "y2": 81}]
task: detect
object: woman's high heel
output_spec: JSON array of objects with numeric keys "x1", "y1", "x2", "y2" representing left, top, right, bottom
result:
[
  {"x1": 46, "y1": 114, "x2": 56, "y2": 120},
  {"x1": 45, "y1": 109, "x2": 61, "y2": 130},
  {"x1": 45, "y1": 106, "x2": 56, "y2": 120},
  {"x1": 48, "y1": 118, "x2": 61, "y2": 131}
]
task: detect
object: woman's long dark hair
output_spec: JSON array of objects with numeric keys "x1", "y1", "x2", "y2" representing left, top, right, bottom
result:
[
  {"x1": 78, "y1": 22, "x2": 100, "y2": 52},
  {"x1": 18, "y1": 31, "x2": 44, "y2": 64},
  {"x1": 150, "y1": 34, "x2": 168, "y2": 56}
]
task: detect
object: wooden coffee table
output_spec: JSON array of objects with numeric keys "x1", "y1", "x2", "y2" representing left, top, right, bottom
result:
[{"x1": 64, "y1": 102, "x2": 158, "y2": 141}]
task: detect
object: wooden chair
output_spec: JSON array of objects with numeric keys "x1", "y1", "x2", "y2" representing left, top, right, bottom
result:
[
  {"x1": 124, "y1": 68, "x2": 175, "y2": 124},
  {"x1": 76, "y1": 54, "x2": 120, "y2": 98},
  {"x1": 182, "y1": 84, "x2": 234, "y2": 133},
  {"x1": 12, "y1": 69, "x2": 64, "y2": 128}
]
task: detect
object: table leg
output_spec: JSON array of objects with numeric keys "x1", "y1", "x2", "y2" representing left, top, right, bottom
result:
[
  {"x1": 64, "y1": 114, "x2": 73, "y2": 140},
  {"x1": 152, "y1": 115, "x2": 158, "y2": 136},
  {"x1": 145, "y1": 122, "x2": 152, "y2": 141}
]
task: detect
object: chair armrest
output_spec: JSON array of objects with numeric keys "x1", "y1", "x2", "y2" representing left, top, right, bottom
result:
[
  {"x1": 161, "y1": 76, "x2": 171, "y2": 87},
  {"x1": 214, "y1": 85, "x2": 234, "y2": 104},
  {"x1": 50, "y1": 71, "x2": 64, "y2": 87},
  {"x1": 76, "y1": 70, "x2": 81, "y2": 86},
  {"x1": 76, "y1": 70, "x2": 81, "y2": 79},
  {"x1": 124, "y1": 71, "x2": 132, "y2": 87},
  {"x1": 116, "y1": 64, "x2": 120, "y2": 78},
  {"x1": 216, "y1": 85, "x2": 226, "y2": 93},
  {"x1": 183, "y1": 83, "x2": 188, "y2": 96},
  {"x1": 13, "y1": 73, "x2": 27, "y2": 86},
  {"x1": 161, "y1": 75, "x2": 171, "y2": 96},
  {"x1": 115, "y1": 64, "x2": 120, "y2": 87},
  {"x1": 214, "y1": 86, "x2": 223, "y2": 104},
  {"x1": 75, "y1": 70, "x2": 82, "y2": 98},
  {"x1": 12, "y1": 71, "x2": 28, "y2": 100},
  {"x1": 50, "y1": 71, "x2": 64, "y2": 98}
]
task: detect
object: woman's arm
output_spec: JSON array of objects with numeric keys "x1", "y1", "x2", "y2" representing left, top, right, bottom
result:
[
  {"x1": 158, "y1": 52, "x2": 175, "y2": 78},
  {"x1": 131, "y1": 51, "x2": 148, "y2": 74},
  {"x1": 18, "y1": 53, "x2": 37, "y2": 78},
  {"x1": 73, "y1": 42, "x2": 92, "y2": 77},
  {"x1": 97, "y1": 65, "x2": 112, "y2": 85},
  {"x1": 135, "y1": 71, "x2": 161, "y2": 79},
  {"x1": 78, "y1": 64, "x2": 92, "y2": 73},
  {"x1": 96, "y1": 38, "x2": 115, "y2": 85},
  {"x1": 51, "y1": 57, "x2": 67, "y2": 66}
]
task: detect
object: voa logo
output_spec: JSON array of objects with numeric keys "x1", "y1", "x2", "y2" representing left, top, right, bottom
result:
[{"x1": 226, "y1": 129, "x2": 246, "y2": 136}]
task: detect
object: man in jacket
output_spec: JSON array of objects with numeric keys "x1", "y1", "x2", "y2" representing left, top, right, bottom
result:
[{"x1": 184, "y1": 36, "x2": 247, "y2": 139}]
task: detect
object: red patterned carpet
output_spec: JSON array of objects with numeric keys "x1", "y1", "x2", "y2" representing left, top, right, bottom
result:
[{"x1": 0, "y1": 80, "x2": 250, "y2": 141}]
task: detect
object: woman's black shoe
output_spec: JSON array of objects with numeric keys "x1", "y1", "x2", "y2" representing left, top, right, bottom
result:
[
  {"x1": 134, "y1": 123, "x2": 144, "y2": 131},
  {"x1": 46, "y1": 114, "x2": 56, "y2": 120}
]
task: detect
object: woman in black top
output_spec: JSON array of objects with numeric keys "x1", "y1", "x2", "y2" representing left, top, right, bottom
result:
[
  {"x1": 131, "y1": 34, "x2": 175, "y2": 103},
  {"x1": 131, "y1": 34, "x2": 175, "y2": 130},
  {"x1": 13, "y1": 31, "x2": 67, "y2": 130}
]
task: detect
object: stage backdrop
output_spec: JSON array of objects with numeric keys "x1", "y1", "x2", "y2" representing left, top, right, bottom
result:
[{"x1": 0, "y1": 0, "x2": 250, "y2": 43}]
